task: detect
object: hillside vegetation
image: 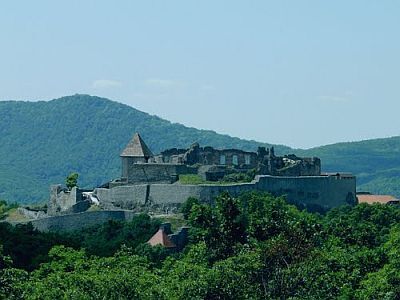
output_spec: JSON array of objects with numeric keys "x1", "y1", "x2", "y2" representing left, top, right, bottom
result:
[
  {"x1": 0, "y1": 95, "x2": 286, "y2": 203},
  {"x1": 296, "y1": 137, "x2": 400, "y2": 197},
  {"x1": 2, "y1": 192, "x2": 400, "y2": 299},
  {"x1": 0, "y1": 94, "x2": 399, "y2": 203}
]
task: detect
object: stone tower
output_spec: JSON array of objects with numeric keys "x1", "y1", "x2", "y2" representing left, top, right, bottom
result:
[{"x1": 120, "y1": 133, "x2": 154, "y2": 178}]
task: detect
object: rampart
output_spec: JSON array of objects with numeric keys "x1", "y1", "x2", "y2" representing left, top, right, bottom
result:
[
  {"x1": 94, "y1": 174, "x2": 356, "y2": 212},
  {"x1": 25, "y1": 210, "x2": 137, "y2": 232}
]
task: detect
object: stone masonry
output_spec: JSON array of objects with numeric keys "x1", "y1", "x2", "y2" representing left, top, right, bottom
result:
[{"x1": 45, "y1": 132, "x2": 356, "y2": 229}]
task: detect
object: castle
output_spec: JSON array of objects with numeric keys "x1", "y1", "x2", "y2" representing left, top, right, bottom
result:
[{"x1": 47, "y1": 133, "x2": 356, "y2": 222}]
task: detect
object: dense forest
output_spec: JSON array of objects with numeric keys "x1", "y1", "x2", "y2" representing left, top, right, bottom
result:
[
  {"x1": 1, "y1": 191, "x2": 400, "y2": 299},
  {"x1": 0, "y1": 94, "x2": 400, "y2": 203}
]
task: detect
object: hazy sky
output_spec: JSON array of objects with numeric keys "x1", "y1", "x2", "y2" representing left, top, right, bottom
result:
[{"x1": 1, "y1": 1, "x2": 399, "y2": 148}]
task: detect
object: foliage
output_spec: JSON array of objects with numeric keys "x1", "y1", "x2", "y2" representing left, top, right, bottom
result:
[
  {"x1": 0, "y1": 214, "x2": 161, "y2": 271},
  {"x1": 179, "y1": 196, "x2": 200, "y2": 220},
  {"x1": 65, "y1": 172, "x2": 79, "y2": 190},
  {"x1": 0, "y1": 244, "x2": 28, "y2": 299},
  {"x1": 295, "y1": 136, "x2": 400, "y2": 197},
  {"x1": 0, "y1": 200, "x2": 19, "y2": 220},
  {"x1": 2, "y1": 191, "x2": 400, "y2": 298},
  {"x1": 221, "y1": 169, "x2": 255, "y2": 183},
  {"x1": 22, "y1": 246, "x2": 162, "y2": 300},
  {"x1": 0, "y1": 95, "x2": 284, "y2": 203}
]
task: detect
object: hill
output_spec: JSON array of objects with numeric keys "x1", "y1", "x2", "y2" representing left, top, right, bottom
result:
[
  {"x1": 0, "y1": 94, "x2": 289, "y2": 203},
  {"x1": 0, "y1": 94, "x2": 399, "y2": 203},
  {"x1": 298, "y1": 137, "x2": 400, "y2": 197}
]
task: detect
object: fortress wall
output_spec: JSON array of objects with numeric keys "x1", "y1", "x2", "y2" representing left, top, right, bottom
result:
[
  {"x1": 126, "y1": 164, "x2": 180, "y2": 184},
  {"x1": 29, "y1": 210, "x2": 136, "y2": 232},
  {"x1": 148, "y1": 184, "x2": 203, "y2": 206},
  {"x1": 148, "y1": 182, "x2": 257, "y2": 207},
  {"x1": 95, "y1": 175, "x2": 355, "y2": 212},
  {"x1": 255, "y1": 175, "x2": 356, "y2": 208},
  {"x1": 96, "y1": 185, "x2": 148, "y2": 210},
  {"x1": 197, "y1": 183, "x2": 256, "y2": 203}
]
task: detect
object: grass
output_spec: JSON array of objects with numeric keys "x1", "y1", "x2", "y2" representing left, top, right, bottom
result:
[
  {"x1": 4, "y1": 208, "x2": 30, "y2": 222},
  {"x1": 178, "y1": 174, "x2": 207, "y2": 185},
  {"x1": 178, "y1": 174, "x2": 254, "y2": 185}
]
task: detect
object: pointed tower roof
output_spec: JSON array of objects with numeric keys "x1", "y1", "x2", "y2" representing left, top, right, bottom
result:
[
  {"x1": 120, "y1": 133, "x2": 154, "y2": 157},
  {"x1": 147, "y1": 228, "x2": 176, "y2": 248}
]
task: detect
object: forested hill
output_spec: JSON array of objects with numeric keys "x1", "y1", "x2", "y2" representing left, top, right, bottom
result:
[
  {"x1": 0, "y1": 94, "x2": 288, "y2": 203},
  {"x1": 297, "y1": 137, "x2": 400, "y2": 198},
  {"x1": 1, "y1": 94, "x2": 399, "y2": 203}
]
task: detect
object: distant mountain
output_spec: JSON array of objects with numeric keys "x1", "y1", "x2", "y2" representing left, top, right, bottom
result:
[
  {"x1": 0, "y1": 94, "x2": 289, "y2": 203},
  {"x1": 0, "y1": 94, "x2": 399, "y2": 203},
  {"x1": 298, "y1": 137, "x2": 400, "y2": 198}
]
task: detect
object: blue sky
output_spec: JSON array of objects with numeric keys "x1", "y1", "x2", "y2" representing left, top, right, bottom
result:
[{"x1": 1, "y1": 1, "x2": 399, "y2": 148}]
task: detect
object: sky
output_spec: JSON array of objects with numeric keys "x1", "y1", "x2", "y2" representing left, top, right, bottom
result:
[{"x1": 1, "y1": 1, "x2": 399, "y2": 149}]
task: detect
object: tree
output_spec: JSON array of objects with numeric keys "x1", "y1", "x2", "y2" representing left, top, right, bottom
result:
[
  {"x1": 65, "y1": 172, "x2": 79, "y2": 190},
  {"x1": 179, "y1": 197, "x2": 200, "y2": 220},
  {"x1": 0, "y1": 245, "x2": 27, "y2": 299}
]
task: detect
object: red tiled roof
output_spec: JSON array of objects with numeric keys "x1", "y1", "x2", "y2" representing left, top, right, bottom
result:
[
  {"x1": 357, "y1": 194, "x2": 398, "y2": 204},
  {"x1": 147, "y1": 229, "x2": 176, "y2": 248}
]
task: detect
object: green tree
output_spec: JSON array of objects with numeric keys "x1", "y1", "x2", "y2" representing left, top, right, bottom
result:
[
  {"x1": 65, "y1": 172, "x2": 79, "y2": 190},
  {"x1": 0, "y1": 244, "x2": 28, "y2": 299},
  {"x1": 179, "y1": 197, "x2": 200, "y2": 220},
  {"x1": 23, "y1": 245, "x2": 163, "y2": 299}
]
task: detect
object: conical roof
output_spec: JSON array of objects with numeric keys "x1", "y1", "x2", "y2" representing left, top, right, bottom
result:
[
  {"x1": 120, "y1": 133, "x2": 154, "y2": 157},
  {"x1": 147, "y1": 228, "x2": 176, "y2": 248}
]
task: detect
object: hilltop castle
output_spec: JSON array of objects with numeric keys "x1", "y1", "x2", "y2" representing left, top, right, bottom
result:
[
  {"x1": 118, "y1": 133, "x2": 321, "y2": 185},
  {"x1": 47, "y1": 133, "x2": 356, "y2": 220}
]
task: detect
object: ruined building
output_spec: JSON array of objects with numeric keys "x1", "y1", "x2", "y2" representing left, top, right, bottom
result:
[
  {"x1": 117, "y1": 133, "x2": 321, "y2": 185},
  {"x1": 48, "y1": 133, "x2": 356, "y2": 220}
]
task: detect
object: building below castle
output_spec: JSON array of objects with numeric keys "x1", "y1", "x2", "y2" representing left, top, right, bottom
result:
[{"x1": 47, "y1": 133, "x2": 357, "y2": 219}]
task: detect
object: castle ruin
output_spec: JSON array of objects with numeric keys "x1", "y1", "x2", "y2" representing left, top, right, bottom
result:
[{"x1": 47, "y1": 133, "x2": 356, "y2": 220}]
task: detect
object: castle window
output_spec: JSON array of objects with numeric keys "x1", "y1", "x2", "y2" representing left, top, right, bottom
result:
[
  {"x1": 220, "y1": 155, "x2": 226, "y2": 165},
  {"x1": 232, "y1": 155, "x2": 238, "y2": 165},
  {"x1": 245, "y1": 155, "x2": 251, "y2": 165}
]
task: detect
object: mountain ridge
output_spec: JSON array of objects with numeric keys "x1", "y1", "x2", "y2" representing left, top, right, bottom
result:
[
  {"x1": 0, "y1": 94, "x2": 289, "y2": 203},
  {"x1": 0, "y1": 94, "x2": 399, "y2": 203}
]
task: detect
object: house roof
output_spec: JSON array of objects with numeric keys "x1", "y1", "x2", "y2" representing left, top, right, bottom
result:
[
  {"x1": 120, "y1": 133, "x2": 154, "y2": 157},
  {"x1": 357, "y1": 194, "x2": 399, "y2": 205},
  {"x1": 147, "y1": 228, "x2": 176, "y2": 248}
]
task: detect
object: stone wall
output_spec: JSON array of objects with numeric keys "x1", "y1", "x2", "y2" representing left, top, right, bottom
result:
[
  {"x1": 256, "y1": 174, "x2": 356, "y2": 209},
  {"x1": 28, "y1": 210, "x2": 137, "y2": 232},
  {"x1": 123, "y1": 163, "x2": 197, "y2": 184},
  {"x1": 39, "y1": 175, "x2": 356, "y2": 232},
  {"x1": 96, "y1": 185, "x2": 148, "y2": 210},
  {"x1": 93, "y1": 174, "x2": 356, "y2": 212}
]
